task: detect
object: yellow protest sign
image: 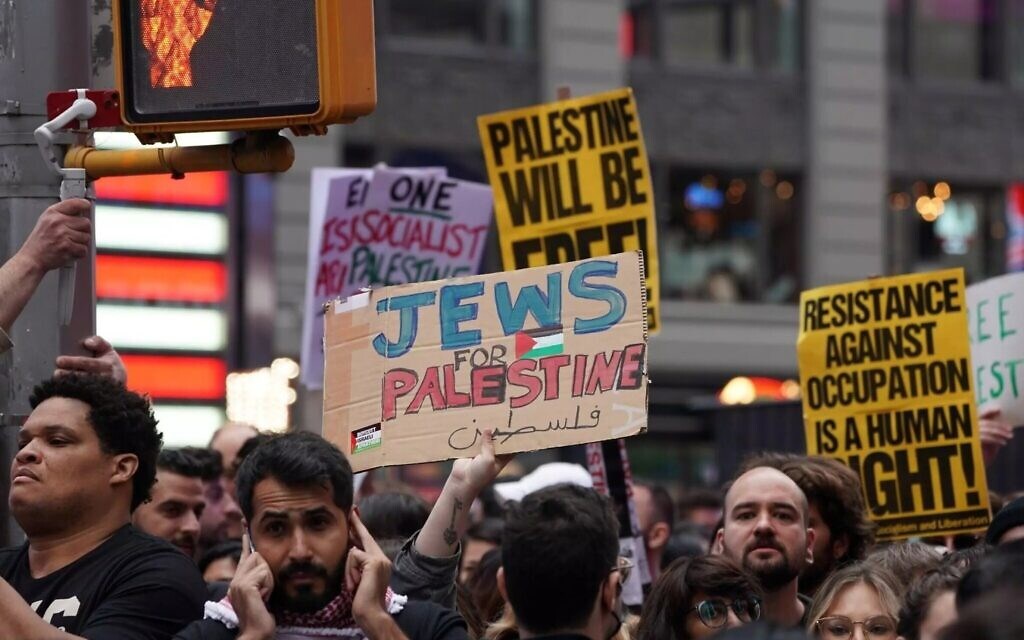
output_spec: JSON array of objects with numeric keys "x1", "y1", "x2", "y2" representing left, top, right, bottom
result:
[
  {"x1": 477, "y1": 88, "x2": 660, "y2": 333},
  {"x1": 797, "y1": 270, "x2": 991, "y2": 541}
]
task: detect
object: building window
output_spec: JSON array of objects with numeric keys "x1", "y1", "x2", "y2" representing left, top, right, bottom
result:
[
  {"x1": 389, "y1": 0, "x2": 485, "y2": 44},
  {"x1": 498, "y1": 0, "x2": 535, "y2": 51},
  {"x1": 1009, "y1": 0, "x2": 1024, "y2": 84},
  {"x1": 889, "y1": 181, "x2": 1006, "y2": 282},
  {"x1": 629, "y1": 0, "x2": 801, "y2": 72},
  {"x1": 888, "y1": 0, "x2": 909, "y2": 76},
  {"x1": 663, "y1": 0, "x2": 755, "y2": 68},
  {"x1": 894, "y1": 0, "x2": 1000, "y2": 81},
  {"x1": 628, "y1": 2, "x2": 658, "y2": 58},
  {"x1": 766, "y1": 0, "x2": 801, "y2": 73},
  {"x1": 387, "y1": 0, "x2": 535, "y2": 52},
  {"x1": 661, "y1": 168, "x2": 800, "y2": 303}
]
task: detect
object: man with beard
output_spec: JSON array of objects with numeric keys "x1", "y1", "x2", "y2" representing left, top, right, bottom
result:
[
  {"x1": 714, "y1": 466, "x2": 815, "y2": 628},
  {"x1": 739, "y1": 453, "x2": 875, "y2": 596},
  {"x1": 174, "y1": 432, "x2": 467, "y2": 640},
  {"x1": 134, "y1": 448, "x2": 210, "y2": 560}
]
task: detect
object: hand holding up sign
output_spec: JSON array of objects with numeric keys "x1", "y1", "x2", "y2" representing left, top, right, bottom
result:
[{"x1": 414, "y1": 429, "x2": 514, "y2": 562}]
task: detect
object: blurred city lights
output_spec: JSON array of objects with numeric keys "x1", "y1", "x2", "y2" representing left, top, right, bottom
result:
[
  {"x1": 720, "y1": 377, "x2": 803, "y2": 404},
  {"x1": 889, "y1": 192, "x2": 911, "y2": 210},
  {"x1": 915, "y1": 195, "x2": 945, "y2": 222},
  {"x1": 780, "y1": 379, "x2": 802, "y2": 400},
  {"x1": 225, "y1": 358, "x2": 300, "y2": 432},
  {"x1": 719, "y1": 376, "x2": 757, "y2": 405}
]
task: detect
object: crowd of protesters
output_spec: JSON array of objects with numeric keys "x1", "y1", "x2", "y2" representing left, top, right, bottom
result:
[{"x1": 5, "y1": 202, "x2": 1024, "y2": 640}]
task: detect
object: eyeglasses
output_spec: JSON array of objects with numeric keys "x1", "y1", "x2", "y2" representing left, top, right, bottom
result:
[
  {"x1": 689, "y1": 596, "x2": 762, "y2": 628},
  {"x1": 815, "y1": 615, "x2": 897, "y2": 639},
  {"x1": 610, "y1": 556, "x2": 634, "y2": 585}
]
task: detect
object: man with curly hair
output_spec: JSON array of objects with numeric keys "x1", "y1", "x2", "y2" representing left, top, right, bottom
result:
[{"x1": 0, "y1": 374, "x2": 206, "y2": 639}]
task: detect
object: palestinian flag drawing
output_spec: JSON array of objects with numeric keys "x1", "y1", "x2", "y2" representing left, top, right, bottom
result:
[{"x1": 515, "y1": 325, "x2": 564, "y2": 359}]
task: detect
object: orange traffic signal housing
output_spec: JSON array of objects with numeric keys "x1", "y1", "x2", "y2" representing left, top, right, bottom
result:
[{"x1": 112, "y1": 0, "x2": 376, "y2": 138}]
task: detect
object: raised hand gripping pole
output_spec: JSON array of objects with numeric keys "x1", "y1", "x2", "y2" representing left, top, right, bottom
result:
[{"x1": 33, "y1": 89, "x2": 96, "y2": 326}]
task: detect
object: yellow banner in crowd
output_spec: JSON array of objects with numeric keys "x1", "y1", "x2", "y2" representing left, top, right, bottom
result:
[
  {"x1": 477, "y1": 88, "x2": 660, "y2": 333},
  {"x1": 797, "y1": 270, "x2": 991, "y2": 541}
]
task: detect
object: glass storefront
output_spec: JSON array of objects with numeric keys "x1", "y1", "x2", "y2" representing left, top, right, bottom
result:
[
  {"x1": 660, "y1": 168, "x2": 801, "y2": 303},
  {"x1": 889, "y1": 180, "x2": 1006, "y2": 282}
]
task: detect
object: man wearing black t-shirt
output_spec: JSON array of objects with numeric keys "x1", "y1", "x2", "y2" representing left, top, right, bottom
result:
[{"x1": 0, "y1": 374, "x2": 207, "y2": 639}]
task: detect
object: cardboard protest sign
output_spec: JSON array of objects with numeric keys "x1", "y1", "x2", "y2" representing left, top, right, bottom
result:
[
  {"x1": 967, "y1": 272, "x2": 1024, "y2": 426},
  {"x1": 323, "y1": 251, "x2": 649, "y2": 472},
  {"x1": 301, "y1": 166, "x2": 492, "y2": 389},
  {"x1": 798, "y1": 270, "x2": 991, "y2": 541},
  {"x1": 478, "y1": 88, "x2": 661, "y2": 333}
]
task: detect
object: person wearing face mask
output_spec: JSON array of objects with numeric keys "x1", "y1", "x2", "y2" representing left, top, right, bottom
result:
[{"x1": 636, "y1": 555, "x2": 763, "y2": 640}]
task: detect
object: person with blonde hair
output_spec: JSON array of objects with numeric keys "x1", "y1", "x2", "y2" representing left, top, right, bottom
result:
[{"x1": 806, "y1": 564, "x2": 902, "y2": 639}]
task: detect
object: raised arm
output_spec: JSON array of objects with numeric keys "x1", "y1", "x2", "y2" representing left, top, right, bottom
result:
[
  {"x1": 416, "y1": 430, "x2": 511, "y2": 558},
  {"x1": 0, "y1": 199, "x2": 91, "y2": 338}
]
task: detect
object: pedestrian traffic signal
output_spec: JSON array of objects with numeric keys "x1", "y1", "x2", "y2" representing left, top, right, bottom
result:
[{"x1": 112, "y1": 0, "x2": 376, "y2": 137}]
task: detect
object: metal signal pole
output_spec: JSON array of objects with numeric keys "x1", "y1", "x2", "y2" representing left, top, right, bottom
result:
[{"x1": 0, "y1": 1, "x2": 93, "y2": 546}]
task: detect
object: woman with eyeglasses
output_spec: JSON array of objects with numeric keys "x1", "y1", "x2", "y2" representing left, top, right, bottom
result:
[
  {"x1": 806, "y1": 564, "x2": 903, "y2": 640},
  {"x1": 635, "y1": 555, "x2": 763, "y2": 640}
]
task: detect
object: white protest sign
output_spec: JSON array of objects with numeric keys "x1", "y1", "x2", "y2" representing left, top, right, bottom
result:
[
  {"x1": 301, "y1": 166, "x2": 492, "y2": 389},
  {"x1": 967, "y1": 272, "x2": 1024, "y2": 426},
  {"x1": 356, "y1": 166, "x2": 492, "y2": 285},
  {"x1": 301, "y1": 169, "x2": 373, "y2": 389}
]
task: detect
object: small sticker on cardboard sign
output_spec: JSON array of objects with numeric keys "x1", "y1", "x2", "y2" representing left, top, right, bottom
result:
[{"x1": 351, "y1": 424, "x2": 382, "y2": 454}]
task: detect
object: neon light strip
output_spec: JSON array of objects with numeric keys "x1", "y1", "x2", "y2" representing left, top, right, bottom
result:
[
  {"x1": 97, "y1": 255, "x2": 227, "y2": 303},
  {"x1": 96, "y1": 205, "x2": 228, "y2": 255},
  {"x1": 97, "y1": 304, "x2": 227, "y2": 352},
  {"x1": 122, "y1": 354, "x2": 227, "y2": 400},
  {"x1": 152, "y1": 404, "x2": 226, "y2": 448},
  {"x1": 95, "y1": 173, "x2": 228, "y2": 208}
]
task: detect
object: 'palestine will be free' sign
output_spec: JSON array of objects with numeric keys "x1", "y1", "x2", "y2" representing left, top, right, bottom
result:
[{"x1": 477, "y1": 88, "x2": 660, "y2": 333}]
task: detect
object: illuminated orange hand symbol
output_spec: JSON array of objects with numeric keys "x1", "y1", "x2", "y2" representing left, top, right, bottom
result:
[{"x1": 140, "y1": 0, "x2": 219, "y2": 88}]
